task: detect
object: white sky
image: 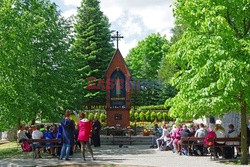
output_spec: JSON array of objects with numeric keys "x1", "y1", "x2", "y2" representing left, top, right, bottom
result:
[{"x1": 51, "y1": 0, "x2": 175, "y2": 57}]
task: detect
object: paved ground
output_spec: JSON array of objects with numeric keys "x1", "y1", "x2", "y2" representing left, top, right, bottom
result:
[{"x1": 0, "y1": 145, "x2": 248, "y2": 167}]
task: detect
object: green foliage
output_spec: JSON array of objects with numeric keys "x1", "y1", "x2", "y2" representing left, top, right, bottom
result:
[
  {"x1": 134, "y1": 112, "x2": 139, "y2": 122},
  {"x1": 99, "y1": 113, "x2": 106, "y2": 122},
  {"x1": 72, "y1": 0, "x2": 114, "y2": 109},
  {"x1": 94, "y1": 112, "x2": 99, "y2": 119},
  {"x1": 138, "y1": 105, "x2": 165, "y2": 111},
  {"x1": 166, "y1": 0, "x2": 249, "y2": 164},
  {"x1": 150, "y1": 112, "x2": 156, "y2": 122},
  {"x1": 139, "y1": 112, "x2": 145, "y2": 122},
  {"x1": 145, "y1": 111, "x2": 151, "y2": 122},
  {"x1": 126, "y1": 33, "x2": 171, "y2": 106},
  {"x1": 162, "y1": 112, "x2": 168, "y2": 121},
  {"x1": 88, "y1": 113, "x2": 94, "y2": 121},
  {"x1": 156, "y1": 112, "x2": 163, "y2": 121},
  {"x1": 130, "y1": 110, "x2": 135, "y2": 122},
  {"x1": 166, "y1": 0, "x2": 250, "y2": 120},
  {"x1": 0, "y1": 0, "x2": 73, "y2": 131}
]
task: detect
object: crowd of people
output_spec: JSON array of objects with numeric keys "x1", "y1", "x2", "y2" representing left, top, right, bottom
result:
[
  {"x1": 151, "y1": 120, "x2": 250, "y2": 159},
  {"x1": 17, "y1": 110, "x2": 101, "y2": 161}
]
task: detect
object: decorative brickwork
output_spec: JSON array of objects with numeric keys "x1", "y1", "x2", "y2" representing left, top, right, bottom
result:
[{"x1": 105, "y1": 49, "x2": 131, "y2": 129}]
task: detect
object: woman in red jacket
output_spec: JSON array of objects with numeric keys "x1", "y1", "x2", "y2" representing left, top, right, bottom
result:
[{"x1": 77, "y1": 112, "x2": 95, "y2": 161}]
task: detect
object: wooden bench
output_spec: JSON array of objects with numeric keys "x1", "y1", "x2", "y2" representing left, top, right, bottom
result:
[
  {"x1": 208, "y1": 137, "x2": 241, "y2": 160},
  {"x1": 181, "y1": 137, "x2": 245, "y2": 158},
  {"x1": 27, "y1": 139, "x2": 61, "y2": 159},
  {"x1": 180, "y1": 137, "x2": 205, "y2": 155},
  {"x1": 112, "y1": 135, "x2": 134, "y2": 145}
]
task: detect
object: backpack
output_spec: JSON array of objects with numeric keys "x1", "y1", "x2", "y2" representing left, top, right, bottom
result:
[
  {"x1": 21, "y1": 141, "x2": 31, "y2": 152},
  {"x1": 204, "y1": 131, "x2": 216, "y2": 147}
]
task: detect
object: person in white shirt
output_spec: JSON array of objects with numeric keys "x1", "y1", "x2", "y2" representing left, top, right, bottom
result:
[
  {"x1": 32, "y1": 125, "x2": 43, "y2": 158},
  {"x1": 214, "y1": 124, "x2": 226, "y2": 157},
  {"x1": 17, "y1": 125, "x2": 29, "y2": 143},
  {"x1": 156, "y1": 124, "x2": 170, "y2": 150}
]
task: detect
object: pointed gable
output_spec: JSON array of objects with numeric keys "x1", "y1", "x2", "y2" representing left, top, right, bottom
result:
[{"x1": 105, "y1": 49, "x2": 131, "y2": 78}]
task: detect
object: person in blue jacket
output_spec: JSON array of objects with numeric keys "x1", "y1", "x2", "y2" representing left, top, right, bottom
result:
[
  {"x1": 59, "y1": 110, "x2": 75, "y2": 160},
  {"x1": 44, "y1": 126, "x2": 56, "y2": 156}
]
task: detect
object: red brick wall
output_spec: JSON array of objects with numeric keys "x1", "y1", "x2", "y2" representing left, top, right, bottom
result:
[
  {"x1": 105, "y1": 50, "x2": 131, "y2": 128},
  {"x1": 106, "y1": 109, "x2": 130, "y2": 128}
]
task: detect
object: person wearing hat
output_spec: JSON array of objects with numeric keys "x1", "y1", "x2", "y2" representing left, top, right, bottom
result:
[{"x1": 214, "y1": 123, "x2": 226, "y2": 158}]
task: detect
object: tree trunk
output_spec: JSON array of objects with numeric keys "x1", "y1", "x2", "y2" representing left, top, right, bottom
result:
[{"x1": 240, "y1": 99, "x2": 248, "y2": 165}]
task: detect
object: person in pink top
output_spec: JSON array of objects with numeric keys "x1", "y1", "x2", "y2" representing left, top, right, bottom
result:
[
  {"x1": 173, "y1": 124, "x2": 181, "y2": 153},
  {"x1": 77, "y1": 112, "x2": 95, "y2": 161}
]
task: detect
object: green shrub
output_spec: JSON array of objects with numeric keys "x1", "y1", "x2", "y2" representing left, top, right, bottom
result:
[
  {"x1": 99, "y1": 113, "x2": 106, "y2": 122},
  {"x1": 130, "y1": 110, "x2": 135, "y2": 122},
  {"x1": 139, "y1": 112, "x2": 145, "y2": 122},
  {"x1": 150, "y1": 112, "x2": 156, "y2": 122},
  {"x1": 138, "y1": 105, "x2": 165, "y2": 111},
  {"x1": 156, "y1": 112, "x2": 162, "y2": 121},
  {"x1": 88, "y1": 113, "x2": 94, "y2": 121},
  {"x1": 94, "y1": 112, "x2": 100, "y2": 119},
  {"x1": 145, "y1": 111, "x2": 150, "y2": 122},
  {"x1": 162, "y1": 112, "x2": 168, "y2": 121},
  {"x1": 134, "y1": 112, "x2": 139, "y2": 121}
]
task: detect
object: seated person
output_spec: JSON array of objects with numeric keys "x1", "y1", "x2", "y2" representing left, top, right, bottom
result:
[
  {"x1": 214, "y1": 123, "x2": 226, "y2": 158},
  {"x1": 44, "y1": 125, "x2": 56, "y2": 156},
  {"x1": 17, "y1": 125, "x2": 29, "y2": 143},
  {"x1": 178, "y1": 125, "x2": 191, "y2": 155},
  {"x1": 194, "y1": 123, "x2": 208, "y2": 155},
  {"x1": 173, "y1": 124, "x2": 181, "y2": 153},
  {"x1": 150, "y1": 123, "x2": 161, "y2": 148},
  {"x1": 156, "y1": 124, "x2": 170, "y2": 150},
  {"x1": 32, "y1": 125, "x2": 44, "y2": 158}
]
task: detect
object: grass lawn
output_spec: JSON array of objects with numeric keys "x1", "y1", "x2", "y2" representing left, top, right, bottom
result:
[{"x1": 0, "y1": 141, "x2": 22, "y2": 159}]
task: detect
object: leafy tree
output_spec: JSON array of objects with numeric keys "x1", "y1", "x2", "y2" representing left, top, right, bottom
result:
[
  {"x1": 72, "y1": 0, "x2": 114, "y2": 109},
  {"x1": 126, "y1": 33, "x2": 170, "y2": 106},
  {"x1": 165, "y1": 0, "x2": 249, "y2": 164},
  {"x1": 169, "y1": 25, "x2": 184, "y2": 45},
  {"x1": 126, "y1": 33, "x2": 169, "y2": 79},
  {"x1": 0, "y1": 0, "x2": 73, "y2": 130}
]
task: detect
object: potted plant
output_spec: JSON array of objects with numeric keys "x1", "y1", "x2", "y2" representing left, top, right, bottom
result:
[{"x1": 142, "y1": 128, "x2": 150, "y2": 136}]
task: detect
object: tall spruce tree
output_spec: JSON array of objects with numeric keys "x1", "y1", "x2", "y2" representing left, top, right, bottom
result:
[{"x1": 72, "y1": 0, "x2": 114, "y2": 109}]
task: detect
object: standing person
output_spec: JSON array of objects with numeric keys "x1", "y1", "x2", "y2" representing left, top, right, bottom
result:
[
  {"x1": 92, "y1": 117, "x2": 101, "y2": 147},
  {"x1": 59, "y1": 110, "x2": 75, "y2": 161},
  {"x1": 77, "y1": 112, "x2": 95, "y2": 161}
]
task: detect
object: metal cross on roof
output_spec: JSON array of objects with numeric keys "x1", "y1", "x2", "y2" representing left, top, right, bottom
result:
[{"x1": 112, "y1": 31, "x2": 124, "y2": 49}]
